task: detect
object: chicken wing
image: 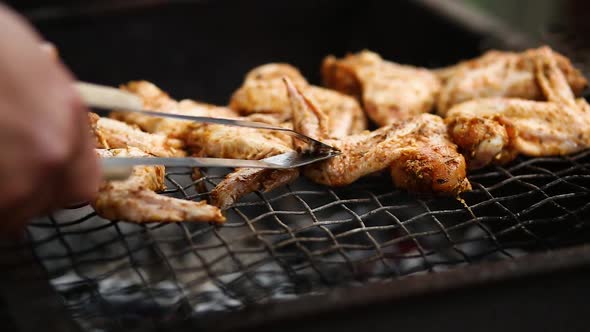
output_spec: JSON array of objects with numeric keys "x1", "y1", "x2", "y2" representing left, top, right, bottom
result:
[
  {"x1": 210, "y1": 76, "x2": 340, "y2": 209},
  {"x1": 111, "y1": 81, "x2": 239, "y2": 140},
  {"x1": 89, "y1": 112, "x2": 108, "y2": 148},
  {"x1": 321, "y1": 50, "x2": 441, "y2": 126},
  {"x1": 210, "y1": 168, "x2": 300, "y2": 209},
  {"x1": 303, "y1": 115, "x2": 470, "y2": 194},
  {"x1": 215, "y1": 78, "x2": 469, "y2": 198},
  {"x1": 308, "y1": 86, "x2": 368, "y2": 138},
  {"x1": 109, "y1": 81, "x2": 297, "y2": 208},
  {"x1": 436, "y1": 46, "x2": 587, "y2": 115},
  {"x1": 91, "y1": 107, "x2": 224, "y2": 222},
  {"x1": 111, "y1": 81, "x2": 293, "y2": 159},
  {"x1": 210, "y1": 73, "x2": 329, "y2": 208},
  {"x1": 229, "y1": 63, "x2": 308, "y2": 121},
  {"x1": 446, "y1": 47, "x2": 590, "y2": 169},
  {"x1": 287, "y1": 77, "x2": 470, "y2": 195},
  {"x1": 94, "y1": 148, "x2": 225, "y2": 223},
  {"x1": 94, "y1": 116, "x2": 186, "y2": 157},
  {"x1": 229, "y1": 63, "x2": 367, "y2": 138}
]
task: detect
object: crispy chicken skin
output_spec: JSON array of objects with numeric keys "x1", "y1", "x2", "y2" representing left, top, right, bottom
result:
[
  {"x1": 111, "y1": 81, "x2": 239, "y2": 140},
  {"x1": 229, "y1": 63, "x2": 308, "y2": 121},
  {"x1": 321, "y1": 50, "x2": 441, "y2": 126},
  {"x1": 111, "y1": 81, "x2": 293, "y2": 159},
  {"x1": 185, "y1": 123, "x2": 292, "y2": 159},
  {"x1": 301, "y1": 114, "x2": 470, "y2": 195},
  {"x1": 89, "y1": 112, "x2": 109, "y2": 148},
  {"x1": 389, "y1": 140, "x2": 470, "y2": 195},
  {"x1": 285, "y1": 78, "x2": 470, "y2": 195},
  {"x1": 110, "y1": 81, "x2": 297, "y2": 208},
  {"x1": 92, "y1": 106, "x2": 224, "y2": 223},
  {"x1": 210, "y1": 168, "x2": 300, "y2": 209},
  {"x1": 94, "y1": 115, "x2": 186, "y2": 157},
  {"x1": 229, "y1": 63, "x2": 367, "y2": 138},
  {"x1": 446, "y1": 47, "x2": 590, "y2": 169},
  {"x1": 211, "y1": 77, "x2": 332, "y2": 208},
  {"x1": 436, "y1": 47, "x2": 587, "y2": 115},
  {"x1": 286, "y1": 78, "x2": 330, "y2": 152},
  {"x1": 94, "y1": 148, "x2": 225, "y2": 223},
  {"x1": 210, "y1": 76, "x2": 346, "y2": 208},
  {"x1": 308, "y1": 86, "x2": 368, "y2": 138}
]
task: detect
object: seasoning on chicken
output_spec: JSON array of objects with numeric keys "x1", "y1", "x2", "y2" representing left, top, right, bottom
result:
[
  {"x1": 209, "y1": 63, "x2": 370, "y2": 208},
  {"x1": 436, "y1": 46, "x2": 587, "y2": 115},
  {"x1": 230, "y1": 63, "x2": 367, "y2": 138},
  {"x1": 229, "y1": 63, "x2": 308, "y2": 121},
  {"x1": 94, "y1": 115, "x2": 186, "y2": 157},
  {"x1": 303, "y1": 114, "x2": 470, "y2": 194},
  {"x1": 321, "y1": 50, "x2": 441, "y2": 126},
  {"x1": 210, "y1": 168, "x2": 300, "y2": 209},
  {"x1": 446, "y1": 47, "x2": 590, "y2": 169},
  {"x1": 111, "y1": 81, "x2": 239, "y2": 140},
  {"x1": 287, "y1": 77, "x2": 470, "y2": 195},
  {"x1": 184, "y1": 118, "x2": 292, "y2": 159},
  {"x1": 94, "y1": 148, "x2": 225, "y2": 223},
  {"x1": 287, "y1": 80, "x2": 330, "y2": 154},
  {"x1": 111, "y1": 81, "x2": 293, "y2": 159},
  {"x1": 211, "y1": 75, "x2": 350, "y2": 208},
  {"x1": 89, "y1": 112, "x2": 108, "y2": 148},
  {"x1": 108, "y1": 81, "x2": 298, "y2": 208},
  {"x1": 91, "y1": 108, "x2": 224, "y2": 223},
  {"x1": 308, "y1": 86, "x2": 368, "y2": 138}
]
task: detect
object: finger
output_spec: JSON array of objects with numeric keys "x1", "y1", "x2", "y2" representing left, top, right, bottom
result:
[
  {"x1": 58, "y1": 98, "x2": 101, "y2": 206},
  {"x1": 40, "y1": 42, "x2": 59, "y2": 61},
  {"x1": 59, "y1": 141, "x2": 100, "y2": 206}
]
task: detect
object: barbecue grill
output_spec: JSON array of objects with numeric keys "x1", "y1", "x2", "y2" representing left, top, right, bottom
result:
[{"x1": 2, "y1": 1, "x2": 590, "y2": 332}]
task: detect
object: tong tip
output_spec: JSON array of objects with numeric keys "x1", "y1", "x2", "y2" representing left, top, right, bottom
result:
[{"x1": 297, "y1": 140, "x2": 341, "y2": 157}]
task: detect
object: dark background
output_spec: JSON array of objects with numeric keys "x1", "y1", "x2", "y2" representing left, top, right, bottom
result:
[
  {"x1": 3, "y1": 0, "x2": 493, "y2": 104},
  {"x1": 7, "y1": 0, "x2": 589, "y2": 104}
]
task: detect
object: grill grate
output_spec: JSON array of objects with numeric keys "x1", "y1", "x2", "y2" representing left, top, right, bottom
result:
[{"x1": 19, "y1": 149, "x2": 590, "y2": 330}]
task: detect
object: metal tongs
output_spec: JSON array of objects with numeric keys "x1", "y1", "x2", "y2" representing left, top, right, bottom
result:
[{"x1": 76, "y1": 82, "x2": 340, "y2": 179}]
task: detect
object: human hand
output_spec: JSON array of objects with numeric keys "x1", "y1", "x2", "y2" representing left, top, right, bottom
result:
[{"x1": 0, "y1": 5, "x2": 100, "y2": 237}]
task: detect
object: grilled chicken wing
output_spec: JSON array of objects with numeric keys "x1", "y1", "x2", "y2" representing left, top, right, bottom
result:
[
  {"x1": 308, "y1": 86, "x2": 368, "y2": 138},
  {"x1": 94, "y1": 148, "x2": 225, "y2": 223},
  {"x1": 436, "y1": 46, "x2": 587, "y2": 115},
  {"x1": 210, "y1": 168, "x2": 300, "y2": 209},
  {"x1": 446, "y1": 47, "x2": 590, "y2": 169},
  {"x1": 230, "y1": 63, "x2": 367, "y2": 138},
  {"x1": 213, "y1": 78, "x2": 469, "y2": 200},
  {"x1": 229, "y1": 63, "x2": 308, "y2": 121},
  {"x1": 111, "y1": 81, "x2": 293, "y2": 159},
  {"x1": 91, "y1": 106, "x2": 224, "y2": 222},
  {"x1": 111, "y1": 81, "x2": 239, "y2": 140},
  {"x1": 210, "y1": 63, "x2": 369, "y2": 208},
  {"x1": 211, "y1": 75, "x2": 344, "y2": 209},
  {"x1": 109, "y1": 81, "x2": 297, "y2": 208},
  {"x1": 94, "y1": 115, "x2": 185, "y2": 157},
  {"x1": 304, "y1": 115, "x2": 470, "y2": 194},
  {"x1": 286, "y1": 78, "x2": 470, "y2": 195},
  {"x1": 321, "y1": 50, "x2": 441, "y2": 126},
  {"x1": 89, "y1": 112, "x2": 109, "y2": 148}
]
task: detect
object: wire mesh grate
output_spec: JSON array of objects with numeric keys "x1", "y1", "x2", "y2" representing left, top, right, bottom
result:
[{"x1": 19, "y1": 149, "x2": 590, "y2": 330}]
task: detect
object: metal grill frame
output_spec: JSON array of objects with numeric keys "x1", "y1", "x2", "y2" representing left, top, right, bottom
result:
[
  {"x1": 6, "y1": 148, "x2": 590, "y2": 332},
  {"x1": 3, "y1": 230, "x2": 590, "y2": 332}
]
